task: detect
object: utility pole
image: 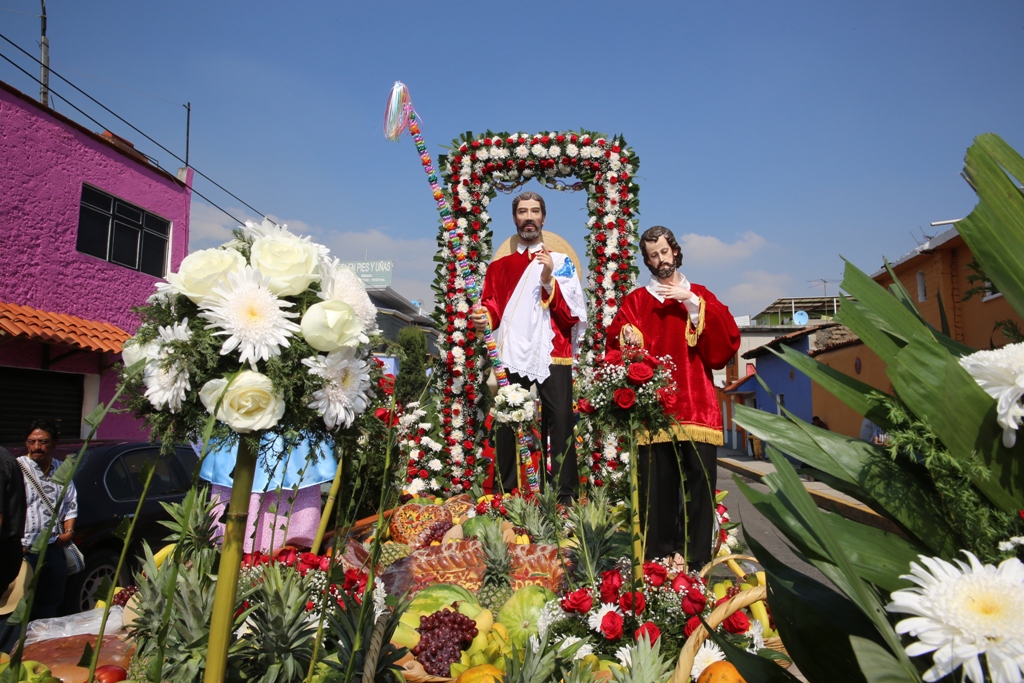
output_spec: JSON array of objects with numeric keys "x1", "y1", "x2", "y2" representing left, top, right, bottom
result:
[{"x1": 39, "y1": 0, "x2": 49, "y2": 106}]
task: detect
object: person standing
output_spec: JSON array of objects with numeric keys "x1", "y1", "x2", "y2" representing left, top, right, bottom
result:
[
  {"x1": 0, "y1": 446, "x2": 26, "y2": 601},
  {"x1": 606, "y1": 226, "x2": 740, "y2": 568},
  {"x1": 18, "y1": 419, "x2": 77, "y2": 618},
  {"x1": 471, "y1": 191, "x2": 588, "y2": 502}
]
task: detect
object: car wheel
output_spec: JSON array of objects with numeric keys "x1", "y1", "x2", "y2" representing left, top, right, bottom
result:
[{"x1": 62, "y1": 547, "x2": 129, "y2": 614}]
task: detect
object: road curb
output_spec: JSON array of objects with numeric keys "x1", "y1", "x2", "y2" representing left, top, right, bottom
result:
[{"x1": 718, "y1": 457, "x2": 906, "y2": 536}]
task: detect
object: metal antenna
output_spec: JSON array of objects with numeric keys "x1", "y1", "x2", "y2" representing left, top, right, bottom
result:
[{"x1": 39, "y1": 0, "x2": 48, "y2": 106}]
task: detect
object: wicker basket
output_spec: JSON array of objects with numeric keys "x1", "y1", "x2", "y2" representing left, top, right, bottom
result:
[{"x1": 670, "y1": 558, "x2": 788, "y2": 683}]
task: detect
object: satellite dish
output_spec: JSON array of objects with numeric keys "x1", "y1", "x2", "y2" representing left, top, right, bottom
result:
[{"x1": 793, "y1": 310, "x2": 809, "y2": 326}]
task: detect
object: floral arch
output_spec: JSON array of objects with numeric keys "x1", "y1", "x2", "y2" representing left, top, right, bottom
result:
[{"x1": 401, "y1": 129, "x2": 641, "y2": 496}]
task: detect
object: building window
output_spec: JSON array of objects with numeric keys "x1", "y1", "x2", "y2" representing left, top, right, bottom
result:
[
  {"x1": 76, "y1": 184, "x2": 170, "y2": 277},
  {"x1": 916, "y1": 271, "x2": 927, "y2": 302}
]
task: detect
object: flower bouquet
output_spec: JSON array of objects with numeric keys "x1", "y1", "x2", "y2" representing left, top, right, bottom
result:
[
  {"x1": 490, "y1": 384, "x2": 538, "y2": 430},
  {"x1": 576, "y1": 346, "x2": 678, "y2": 437}
]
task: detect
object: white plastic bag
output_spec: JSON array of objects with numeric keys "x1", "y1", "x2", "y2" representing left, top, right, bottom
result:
[{"x1": 24, "y1": 606, "x2": 124, "y2": 645}]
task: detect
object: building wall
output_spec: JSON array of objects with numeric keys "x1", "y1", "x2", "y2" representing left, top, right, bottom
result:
[
  {"x1": 0, "y1": 83, "x2": 192, "y2": 441},
  {"x1": 873, "y1": 234, "x2": 1022, "y2": 350},
  {"x1": 749, "y1": 337, "x2": 813, "y2": 423},
  {"x1": 811, "y1": 343, "x2": 889, "y2": 439},
  {"x1": 0, "y1": 84, "x2": 192, "y2": 331}
]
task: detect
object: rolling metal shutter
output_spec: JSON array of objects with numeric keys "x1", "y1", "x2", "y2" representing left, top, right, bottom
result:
[{"x1": 0, "y1": 367, "x2": 84, "y2": 446}]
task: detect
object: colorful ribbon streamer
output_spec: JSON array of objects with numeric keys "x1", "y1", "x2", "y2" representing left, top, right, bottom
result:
[{"x1": 384, "y1": 81, "x2": 538, "y2": 493}]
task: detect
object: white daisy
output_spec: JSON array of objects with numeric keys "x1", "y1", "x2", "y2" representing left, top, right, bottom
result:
[
  {"x1": 691, "y1": 640, "x2": 726, "y2": 679},
  {"x1": 886, "y1": 551, "x2": 1024, "y2": 683},
  {"x1": 144, "y1": 321, "x2": 193, "y2": 413},
  {"x1": 302, "y1": 351, "x2": 373, "y2": 429},
  {"x1": 372, "y1": 580, "x2": 387, "y2": 620},
  {"x1": 614, "y1": 645, "x2": 632, "y2": 668},
  {"x1": 746, "y1": 620, "x2": 765, "y2": 652},
  {"x1": 959, "y1": 342, "x2": 1024, "y2": 447},
  {"x1": 241, "y1": 217, "x2": 290, "y2": 240},
  {"x1": 201, "y1": 266, "x2": 300, "y2": 366}
]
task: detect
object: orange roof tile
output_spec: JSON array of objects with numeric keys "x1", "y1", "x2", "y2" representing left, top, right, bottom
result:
[{"x1": 0, "y1": 301, "x2": 129, "y2": 354}]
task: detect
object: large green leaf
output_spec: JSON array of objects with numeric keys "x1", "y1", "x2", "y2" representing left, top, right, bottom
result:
[
  {"x1": 735, "y1": 405, "x2": 959, "y2": 557},
  {"x1": 737, "y1": 476, "x2": 919, "y2": 593},
  {"x1": 761, "y1": 451, "x2": 918, "y2": 676},
  {"x1": 771, "y1": 345, "x2": 892, "y2": 429},
  {"x1": 745, "y1": 533, "x2": 881, "y2": 683},
  {"x1": 888, "y1": 332, "x2": 1024, "y2": 513},
  {"x1": 833, "y1": 294, "x2": 904, "y2": 363},
  {"x1": 850, "y1": 637, "x2": 921, "y2": 683},
  {"x1": 959, "y1": 134, "x2": 1024, "y2": 319}
]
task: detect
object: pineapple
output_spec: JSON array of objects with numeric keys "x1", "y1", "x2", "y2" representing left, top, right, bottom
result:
[
  {"x1": 157, "y1": 485, "x2": 219, "y2": 558},
  {"x1": 477, "y1": 520, "x2": 515, "y2": 611},
  {"x1": 378, "y1": 541, "x2": 411, "y2": 568},
  {"x1": 609, "y1": 635, "x2": 673, "y2": 683}
]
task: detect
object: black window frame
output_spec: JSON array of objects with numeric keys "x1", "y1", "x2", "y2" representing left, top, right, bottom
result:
[{"x1": 76, "y1": 184, "x2": 171, "y2": 277}]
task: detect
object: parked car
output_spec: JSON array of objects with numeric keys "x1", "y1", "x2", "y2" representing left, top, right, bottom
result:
[{"x1": 8, "y1": 441, "x2": 200, "y2": 614}]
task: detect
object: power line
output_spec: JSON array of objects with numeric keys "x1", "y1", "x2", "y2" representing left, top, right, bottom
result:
[
  {"x1": 0, "y1": 32, "x2": 267, "y2": 220},
  {"x1": 0, "y1": 47, "x2": 247, "y2": 226}
]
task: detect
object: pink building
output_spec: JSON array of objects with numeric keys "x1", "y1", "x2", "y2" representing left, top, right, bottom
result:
[{"x1": 0, "y1": 80, "x2": 192, "y2": 445}]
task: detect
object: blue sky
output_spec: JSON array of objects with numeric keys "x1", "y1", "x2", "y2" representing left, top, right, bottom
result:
[{"x1": 2, "y1": 1, "x2": 1022, "y2": 316}]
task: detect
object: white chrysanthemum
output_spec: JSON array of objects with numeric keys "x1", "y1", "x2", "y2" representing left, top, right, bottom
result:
[
  {"x1": 691, "y1": 640, "x2": 725, "y2": 679},
  {"x1": 201, "y1": 266, "x2": 300, "y2": 366},
  {"x1": 959, "y1": 342, "x2": 1024, "y2": 447},
  {"x1": 557, "y1": 636, "x2": 594, "y2": 660},
  {"x1": 588, "y1": 603, "x2": 622, "y2": 633},
  {"x1": 515, "y1": 145, "x2": 528, "y2": 158},
  {"x1": 746, "y1": 620, "x2": 765, "y2": 652},
  {"x1": 372, "y1": 580, "x2": 387, "y2": 620},
  {"x1": 302, "y1": 351, "x2": 373, "y2": 429},
  {"x1": 427, "y1": 458, "x2": 443, "y2": 472},
  {"x1": 549, "y1": 145, "x2": 561, "y2": 157},
  {"x1": 406, "y1": 478, "x2": 425, "y2": 495},
  {"x1": 886, "y1": 551, "x2": 1024, "y2": 683},
  {"x1": 144, "y1": 320, "x2": 193, "y2": 412},
  {"x1": 319, "y1": 259, "x2": 379, "y2": 332}
]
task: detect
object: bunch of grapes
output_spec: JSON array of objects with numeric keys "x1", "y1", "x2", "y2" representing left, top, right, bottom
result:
[
  {"x1": 411, "y1": 608, "x2": 478, "y2": 676},
  {"x1": 724, "y1": 584, "x2": 742, "y2": 600},
  {"x1": 112, "y1": 585, "x2": 139, "y2": 607},
  {"x1": 418, "y1": 519, "x2": 454, "y2": 547}
]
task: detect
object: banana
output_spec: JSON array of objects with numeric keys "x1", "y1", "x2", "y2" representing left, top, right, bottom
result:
[
  {"x1": 712, "y1": 581, "x2": 730, "y2": 600},
  {"x1": 725, "y1": 557, "x2": 746, "y2": 579},
  {"x1": 750, "y1": 599, "x2": 772, "y2": 633},
  {"x1": 152, "y1": 543, "x2": 176, "y2": 568}
]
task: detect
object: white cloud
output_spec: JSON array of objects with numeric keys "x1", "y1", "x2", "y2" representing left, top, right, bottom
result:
[
  {"x1": 719, "y1": 270, "x2": 794, "y2": 317},
  {"x1": 678, "y1": 231, "x2": 767, "y2": 264},
  {"x1": 186, "y1": 200, "x2": 438, "y2": 311}
]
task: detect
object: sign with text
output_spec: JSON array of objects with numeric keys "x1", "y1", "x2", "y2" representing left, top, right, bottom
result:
[{"x1": 340, "y1": 260, "x2": 393, "y2": 288}]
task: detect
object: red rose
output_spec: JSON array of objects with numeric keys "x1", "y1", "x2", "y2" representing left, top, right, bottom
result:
[
  {"x1": 723, "y1": 610, "x2": 751, "y2": 634},
  {"x1": 297, "y1": 552, "x2": 322, "y2": 576},
  {"x1": 375, "y1": 408, "x2": 399, "y2": 427},
  {"x1": 684, "y1": 616, "x2": 702, "y2": 637},
  {"x1": 681, "y1": 585, "x2": 707, "y2": 616},
  {"x1": 613, "y1": 387, "x2": 636, "y2": 410},
  {"x1": 599, "y1": 569, "x2": 623, "y2": 603},
  {"x1": 626, "y1": 363, "x2": 654, "y2": 385},
  {"x1": 600, "y1": 611, "x2": 624, "y2": 640},
  {"x1": 634, "y1": 621, "x2": 661, "y2": 644},
  {"x1": 604, "y1": 350, "x2": 623, "y2": 366},
  {"x1": 619, "y1": 591, "x2": 645, "y2": 614},
  {"x1": 560, "y1": 588, "x2": 593, "y2": 614},
  {"x1": 577, "y1": 398, "x2": 596, "y2": 414},
  {"x1": 657, "y1": 388, "x2": 678, "y2": 413},
  {"x1": 275, "y1": 547, "x2": 297, "y2": 567},
  {"x1": 378, "y1": 375, "x2": 395, "y2": 395},
  {"x1": 643, "y1": 562, "x2": 668, "y2": 587},
  {"x1": 672, "y1": 573, "x2": 693, "y2": 593}
]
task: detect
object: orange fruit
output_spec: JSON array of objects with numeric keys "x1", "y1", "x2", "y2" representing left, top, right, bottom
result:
[
  {"x1": 454, "y1": 663, "x2": 504, "y2": 683},
  {"x1": 696, "y1": 661, "x2": 746, "y2": 683}
]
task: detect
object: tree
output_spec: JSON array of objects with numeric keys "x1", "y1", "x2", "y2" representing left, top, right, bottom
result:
[{"x1": 395, "y1": 325, "x2": 428, "y2": 405}]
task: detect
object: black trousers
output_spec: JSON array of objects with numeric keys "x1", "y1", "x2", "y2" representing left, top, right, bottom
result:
[
  {"x1": 495, "y1": 365, "x2": 578, "y2": 502},
  {"x1": 637, "y1": 440, "x2": 718, "y2": 566}
]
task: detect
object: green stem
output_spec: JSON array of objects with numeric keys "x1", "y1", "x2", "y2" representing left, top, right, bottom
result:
[
  {"x1": 311, "y1": 443, "x2": 344, "y2": 555},
  {"x1": 203, "y1": 436, "x2": 259, "y2": 683},
  {"x1": 628, "y1": 427, "x2": 643, "y2": 583}
]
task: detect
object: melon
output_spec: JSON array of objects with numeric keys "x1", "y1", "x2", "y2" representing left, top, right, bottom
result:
[
  {"x1": 496, "y1": 585, "x2": 555, "y2": 649},
  {"x1": 461, "y1": 515, "x2": 490, "y2": 539},
  {"x1": 401, "y1": 583, "x2": 479, "y2": 628}
]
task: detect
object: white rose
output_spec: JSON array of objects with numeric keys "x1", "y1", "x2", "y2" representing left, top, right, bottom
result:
[
  {"x1": 121, "y1": 337, "x2": 157, "y2": 368},
  {"x1": 249, "y1": 233, "x2": 321, "y2": 296},
  {"x1": 165, "y1": 248, "x2": 246, "y2": 303},
  {"x1": 301, "y1": 300, "x2": 365, "y2": 352},
  {"x1": 199, "y1": 371, "x2": 285, "y2": 433}
]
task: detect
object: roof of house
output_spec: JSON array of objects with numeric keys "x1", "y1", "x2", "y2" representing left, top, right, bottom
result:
[
  {"x1": 870, "y1": 225, "x2": 960, "y2": 278},
  {"x1": 723, "y1": 373, "x2": 758, "y2": 393},
  {"x1": 741, "y1": 323, "x2": 840, "y2": 359},
  {"x1": 0, "y1": 301, "x2": 129, "y2": 354},
  {"x1": 752, "y1": 296, "x2": 842, "y2": 319}
]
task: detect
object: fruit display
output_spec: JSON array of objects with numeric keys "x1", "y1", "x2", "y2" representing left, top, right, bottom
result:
[
  {"x1": 696, "y1": 660, "x2": 746, "y2": 683},
  {"x1": 111, "y1": 585, "x2": 139, "y2": 607},
  {"x1": 0, "y1": 657, "x2": 61, "y2": 683},
  {"x1": 495, "y1": 584, "x2": 555, "y2": 649}
]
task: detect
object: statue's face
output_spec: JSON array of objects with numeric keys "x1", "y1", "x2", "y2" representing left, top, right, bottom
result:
[
  {"x1": 514, "y1": 199, "x2": 545, "y2": 242},
  {"x1": 643, "y1": 235, "x2": 678, "y2": 279}
]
